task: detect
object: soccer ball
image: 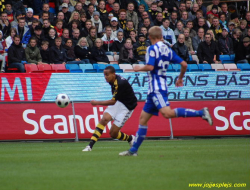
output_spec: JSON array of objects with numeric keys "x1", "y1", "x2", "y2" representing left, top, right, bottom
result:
[{"x1": 55, "y1": 94, "x2": 70, "y2": 108}]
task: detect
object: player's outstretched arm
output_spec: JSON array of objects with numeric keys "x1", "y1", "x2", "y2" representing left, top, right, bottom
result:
[
  {"x1": 134, "y1": 65, "x2": 154, "y2": 72},
  {"x1": 176, "y1": 61, "x2": 187, "y2": 87},
  {"x1": 90, "y1": 99, "x2": 116, "y2": 106}
]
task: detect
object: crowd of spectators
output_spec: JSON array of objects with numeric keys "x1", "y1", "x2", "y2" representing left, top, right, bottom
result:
[{"x1": 0, "y1": 0, "x2": 249, "y2": 73}]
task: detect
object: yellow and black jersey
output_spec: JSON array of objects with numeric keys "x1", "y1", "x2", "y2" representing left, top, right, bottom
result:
[{"x1": 110, "y1": 75, "x2": 137, "y2": 110}]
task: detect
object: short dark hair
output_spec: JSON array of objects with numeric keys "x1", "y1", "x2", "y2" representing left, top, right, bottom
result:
[
  {"x1": 14, "y1": 35, "x2": 21, "y2": 40},
  {"x1": 105, "y1": 66, "x2": 115, "y2": 73}
]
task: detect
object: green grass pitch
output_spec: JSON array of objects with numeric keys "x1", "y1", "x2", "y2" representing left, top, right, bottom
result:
[{"x1": 0, "y1": 138, "x2": 249, "y2": 190}]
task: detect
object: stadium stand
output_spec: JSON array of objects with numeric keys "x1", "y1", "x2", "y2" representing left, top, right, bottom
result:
[
  {"x1": 65, "y1": 64, "x2": 83, "y2": 73},
  {"x1": 223, "y1": 63, "x2": 241, "y2": 71},
  {"x1": 25, "y1": 64, "x2": 43, "y2": 73},
  {"x1": 187, "y1": 64, "x2": 202, "y2": 72},
  {"x1": 79, "y1": 64, "x2": 97, "y2": 73},
  {"x1": 51, "y1": 64, "x2": 70, "y2": 73},
  {"x1": 237, "y1": 63, "x2": 250, "y2": 71},
  {"x1": 198, "y1": 64, "x2": 215, "y2": 71},
  {"x1": 119, "y1": 64, "x2": 134, "y2": 72},
  {"x1": 211, "y1": 64, "x2": 228, "y2": 71}
]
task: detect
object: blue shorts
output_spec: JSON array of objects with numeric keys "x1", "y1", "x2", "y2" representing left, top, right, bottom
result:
[{"x1": 143, "y1": 91, "x2": 170, "y2": 116}]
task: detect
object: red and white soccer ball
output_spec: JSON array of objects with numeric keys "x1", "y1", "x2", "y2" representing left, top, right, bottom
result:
[{"x1": 55, "y1": 94, "x2": 70, "y2": 108}]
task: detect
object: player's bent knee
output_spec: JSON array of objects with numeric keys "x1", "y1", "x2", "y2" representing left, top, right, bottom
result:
[{"x1": 109, "y1": 130, "x2": 118, "y2": 139}]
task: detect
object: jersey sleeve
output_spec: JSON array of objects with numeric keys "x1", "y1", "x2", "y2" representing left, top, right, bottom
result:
[
  {"x1": 146, "y1": 46, "x2": 156, "y2": 66},
  {"x1": 170, "y1": 48, "x2": 184, "y2": 64}
]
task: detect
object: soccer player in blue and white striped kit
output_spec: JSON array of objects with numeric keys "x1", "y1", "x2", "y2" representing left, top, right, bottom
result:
[{"x1": 119, "y1": 26, "x2": 213, "y2": 156}]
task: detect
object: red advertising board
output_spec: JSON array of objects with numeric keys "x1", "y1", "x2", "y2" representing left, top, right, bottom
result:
[{"x1": 0, "y1": 100, "x2": 249, "y2": 141}]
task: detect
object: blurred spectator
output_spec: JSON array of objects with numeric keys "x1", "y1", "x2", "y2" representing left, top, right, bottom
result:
[
  {"x1": 160, "y1": 18, "x2": 176, "y2": 47},
  {"x1": 110, "y1": 3, "x2": 120, "y2": 18},
  {"x1": 119, "y1": 38, "x2": 137, "y2": 64},
  {"x1": 97, "y1": 0, "x2": 108, "y2": 26},
  {"x1": 228, "y1": 21, "x2": 235, "y2": 38},
  {"x1": 188, "y1": 3, "x2": 199, "y2": 21},
  {"x1": 0, "y1": 30, "x2": 6, "y2": 71},
  {"x1": 148, "y1": 2, "x2": 159, "y2": 21},
  {"x1": 55, "y1": 19, "x2": 64, "y2": 37},
  {"x1": 69, "y1": 11, "x2": 81, "y2": 24},
  {"x1": 39, "y1": 3, "x2": 55, "y2": 23},
  {"x1": 210, "y1": 17, "x2": 223, "y2": 40},
  {"x1": 72, "y1": 28, "x2": 81, "y2": 46},
  {"x1": 91, "y1": 11, "x2": 103, "y2": 36},
  {"x1": 230, "y1": 12, "x2": 240, "y2": 28},
  {"x1": 50, "y1": 37, "x2": 67, "y2": 64},
  {"x1": 206, "y1": 5, "x2": 219, "y2": 18},
  {"x1": 39, "y1": 11, "x2": 50, "y2": 24},
  {"x1": 11, "y1": 0, "x2": 26, "y2": 15},
  {"x1": 47, "y1": 28, "x2": 58, "y2": 47},
  {"x1": 183, "y1": 28, "x2": 195, "y2": 56},
  {"x1": 133, "y1": 33, "x2": 150, "y2": 64},
  {"x1": 82, "y1": 19, "x2": 93, "y2": 37},
  {"x1": 61, "y1": 28, "x2": 70, "y2": 45},
  {"x1": 25, "y1": 8, "x2": 37, "y2": 28},
  {"x1": 91, "y1": 38, "x2": 109, "y2": 63},
  {"x1": 79, "y1": 0, "x2": 88, "y2": 12},
  {"x1": 7, "y1": 35, "x2": 26, "y2": 72},
  {"x1": 69, "y1": 20, "x2": 81, "y2": 38},
  {"x1": 218, "y1": 28, "x2": 234, "y2": 55},
  {"x1": 86, "y1": 26, "x2": 97, "y2": 48},
  {"x1": 139, "y1": 27, "x2": 150, "y2": 43},
  {"x1": 52, "y1": 12, "x2": 67, "y2": 28},
  {"x1": 138, "y1": 4, "x2": 146, "y2": 24},
  {"x1": 124, "y1": 20, "x2": 136, "y2": 39},
  {"x1": 235, "y1": 37, "x2": 250, "y2": 63},
  {"x1": 118, "y1": 9, "x2": 127, "y2": 30},
  {"x1": 174, "y1": 21, "x2": 184, "y2": 39},
  {"x1": 169, "y1": 11, "x2": 178, "y2": 31},
  {"x1": 180, "y1": 11, "x2": 190, "y2": 27},
  {"x1": 63, "y1": 38, "x2": 79, "y2": 61},
  {"x1": 40, "y1": 41, "x2": 50, "y2": 64},
  {"x1": 185, "y1": 0, "x2": 192, "y2": 13},
  {"x1": 219, "y1": 13, "x2": 227, "y2": 30},
  {"x1": 109, "y1": 17, "x2": 123, "y2": 39},
  {"x1": 232, "y1": 29, "x2": 242, "y2": 52},
  {"x1": 197, "y1": 0, "x2": 207, "y2": 17},
  {"x1": 86, "y1": 4, "x2": 95, "y2": 19},
  {"x1": 186, "y1": 21, "x2": 197, "y2": 38},
  {"x1": 129, "y1": 30, "x2": 137, "y2": 45},
  {"x1": 112, "y1": 31, "x2": 125, "y2": 53},
  {"x1": 126, "y1": 2, "x2": 138, "y2": 30},
  {"x1": 74, "y1": 37, "x2": 91, "y2": 63},
  {"x1": 105, "y1": 0, "x2": 115, "y2": 13},
  {"x1": 101, "y1": 26, "x2": 115, "y2": 52},
  {"x1": 0, "y1": 12, "x2": 11, "y2": 39},
  {"x1": 4, "y1": 2, "x2": 15, "y2": 23},
  {"x1": 75, "y1": 2, "x2": 86, "y2": 16},
  {"x1": 25, "y1": 37, "x2": 43, "y2": 64},
  {"x1": 177, "y1": 2, "x2": 186, "y2": 20},
  {"x1": 246, "y1": 12, "x2": 250, "y2": 28},
  {"x1": 220, "y1": 3, "x2": 231, "y2": 23},
  {"x1": 11, "y1": 11, "x2": 23, "y2": 27},
  {"x1": 59, "y1": 2, "x2": 74, "y2": 13},
  {"x1": 238, "y1": 20, "x2": 248, "y2": 37},
  {"x1": 197, "y1": 33, "x2": 220, "y2": 64},
  {"x1": 207, "y1": 29, "x2": 217, "y2": 42},
  {"x1": 207, "y1": 0, "x2": 221, "y2": 12},
  {"x1": 192, "y1": 27, "x2": 205, "y2": 53},
  {"x1": 42, "y1": 19, "x2": 54, "y2": 38},
  {"x1": 6, "y1": 27, "x2": 17, "y2": 48},
  {"x1": 172, "y1": 34, "x2": 191, "y2": 63},
  {"x1": 31, "y1": 25, "x2": 45, "y2": 48},
  {"x1": 61, "y1": 3, "x2": 71, "y2": 23},
  {"x1": 139, "y1": 18, "x2": 152, "y2": 31},
  {"x1": 13, "y1": 17, "x2": 30, "y2": 43},
  {"x1": 154, "y1": 12, "x2": 163, "y2": 26}
]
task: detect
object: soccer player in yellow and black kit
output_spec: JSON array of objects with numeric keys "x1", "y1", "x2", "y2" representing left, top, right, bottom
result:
[{"x1": 82, "y1": 66, "x2": 137, "y2": 151}]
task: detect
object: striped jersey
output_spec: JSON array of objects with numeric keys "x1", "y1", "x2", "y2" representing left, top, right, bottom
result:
[{"x1": 146, "y1": 41, "x2": 183, "y2": 94}]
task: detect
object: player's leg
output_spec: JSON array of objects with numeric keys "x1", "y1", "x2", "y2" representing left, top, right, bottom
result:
[
  {"x1": 119, "y1": 94, "x2": 156, "y2": 156},
  {"x1": 159, "y1": 106, "x2": 213, "y2": 125},
  {"x1": 109, "y1": 124, "x2": 134, "y2": 145},
  {"x1": 109, "y1": 102, "x2": 135, "y2": 145},
  {"x1": 82, "y1": 112, "x2": 112, "y2": 151}
]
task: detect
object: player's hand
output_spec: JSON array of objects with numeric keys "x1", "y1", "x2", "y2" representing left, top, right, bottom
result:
[
  {"x1": 133, "y1": 65, "x2": 141, "y2": 72},
  {"x1": 90, "y1": 100, "x2": 98, "y2": 105},
  {"x1": 175, "y1": 78, "x2": 184, "y2": 87}
]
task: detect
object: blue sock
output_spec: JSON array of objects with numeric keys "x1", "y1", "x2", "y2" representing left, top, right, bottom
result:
[
  {"x1": 175, "y1": 108, "x2": 203, "y2": 117},
  {"x1": 129, "y1": 125, "x2": 148, "y2": 153}
]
